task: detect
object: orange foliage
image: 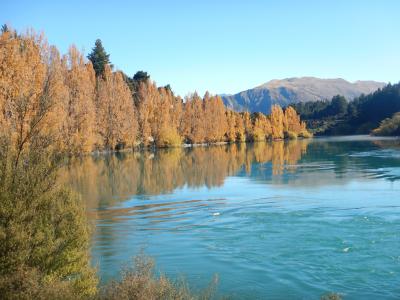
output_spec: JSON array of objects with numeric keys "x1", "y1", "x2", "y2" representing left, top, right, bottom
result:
[
  {"x1": 0, "y1": 28, "x2": 311, "y2": 154},
  {"x1": 96, "y1": 66, "x2": 137, "y2": 150}
]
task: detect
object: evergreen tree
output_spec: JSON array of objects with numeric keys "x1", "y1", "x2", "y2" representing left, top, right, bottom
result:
[
  {"x1": 87, "y1": 39, "x2": 111, "y2": 77},
  {"x1": 133, "y1": 70, "x2": 150, "y2": 83},
  {"x1": 1, "y1": 24, "x2": 8, "y2": 33},
  {"x1": 328, "y1": 95, "x2": 347, "y2": 116},
  {"x1": 164, "y1": 84, "x2": 172, "y2": 93}
]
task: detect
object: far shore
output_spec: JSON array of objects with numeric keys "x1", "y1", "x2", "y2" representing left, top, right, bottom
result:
[{"x1": 88, "y1": 136, "x2": 315, "y2": 157}]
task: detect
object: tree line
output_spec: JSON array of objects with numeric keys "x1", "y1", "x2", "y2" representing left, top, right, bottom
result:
[
  {"x1": 291, "y1": 83, "x2": 400, "y2": 135},
  {"x1": 0, "y1": 27, "x2": 310, "y2": 156}
]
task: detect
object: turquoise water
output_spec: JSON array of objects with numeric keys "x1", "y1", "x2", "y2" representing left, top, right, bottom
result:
[{"x1": 65, "y1": 136, "x2": 400, "y2": 299}]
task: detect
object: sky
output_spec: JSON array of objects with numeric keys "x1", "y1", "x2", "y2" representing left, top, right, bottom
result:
[{"x1": 2, "y1": 0, "x2": 400, "y2": 97}]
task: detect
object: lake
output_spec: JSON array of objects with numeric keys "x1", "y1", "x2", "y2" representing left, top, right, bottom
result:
[{"x1": 63, "y1": 136, "x2": 400, "y2": 299}]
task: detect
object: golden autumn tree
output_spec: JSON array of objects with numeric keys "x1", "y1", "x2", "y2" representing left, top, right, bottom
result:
[
  {"x1": 63, "y1": 45, "x2": 96, "y2": 153},
  {"x1": 189, "y1": 93, "x2": 206, "y2": 144},
  {"x1": 225, "y1": 110, "x2": 237, "y2": 142},
  {"x1": 181, "y1": 93, "x2": 206, "y2": 144},
  {"x1": 0, "y1": 28, "x2": 97, "y2": 298},
  {"x1": 203, "y1": 93, "x2": 228, "y2": 143},
  {"x1": 96, "y1": 66, "x2": 137, "y2": 150},
  {"x1": 0, "y1": 30, "x2": 47, "y2": 142},
  {"x1": 270, "y1": 105, "x2": 284, "y2": 139},
  {"x1": 150, "y1": 85, "x2": 169, "y2": 145},
  {"x1": 171, "y1": 95, "x2": 184, "y2": 142},
  {"x1": 252, "y1": 112, "x2": 272, "y2": 141},
  {"x1": 235, "y1": 112, "x2": 246, "y2": 142},
  {"x1": 135, "y1": 81, "x2": 154, "y2": 146},
  {"x1": 179, "y1": 95, "x2": 192, "y2": 142},
  {"x1": 0, "y1": 30, "x2": 67, "y2": 160},
  {"x1": 41, "y1": 45, "x2": 69, "y2": 147},
  {"x1": 152, "y1": 86, "x2": 182, "y2": 147},
  {"x1": 299, "y1": 120, "x2": 310, "y2": 137},
  {"x1": 143, "y1": 82, "x2": 161, "y2": 145},
  {"x1": 283, "y1": 106, "x2": 302, "y2": 138},
  {"x1": 241, "y1": 112, "x2": 253, "y2": 141}
]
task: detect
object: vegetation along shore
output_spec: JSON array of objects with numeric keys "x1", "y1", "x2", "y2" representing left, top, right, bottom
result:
[
  {"x1": 0, "y1": 25, "x2": 314, "y2": 299},
  {"x1": 0, "y1": 26, "x2": 311, "y2": 156}
]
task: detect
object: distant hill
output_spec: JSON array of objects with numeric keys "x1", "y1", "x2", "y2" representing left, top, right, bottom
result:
[
  {"x1": 221, "y1": 77, "x2": 386, "y2": 114},
  {"x1": 292, "y1": 82, "x2": 400, "y2": 135}
]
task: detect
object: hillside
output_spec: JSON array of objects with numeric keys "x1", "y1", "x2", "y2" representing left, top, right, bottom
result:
[
  {"x1": 291, "y1": 82, "x2": 400, "y2": 135},
  {"x1": 222, "y1": 77, "x2": 385, "y2": 114}
]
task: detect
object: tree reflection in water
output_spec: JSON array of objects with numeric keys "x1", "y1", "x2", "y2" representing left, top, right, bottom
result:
[{"x1": 61, "y1": 140, "x2": 310, "y2": 212}]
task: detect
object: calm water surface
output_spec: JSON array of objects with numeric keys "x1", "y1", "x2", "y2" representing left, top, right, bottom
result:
[{"x1": 64, "y1": 136, "x2": 400, "y2": 299}]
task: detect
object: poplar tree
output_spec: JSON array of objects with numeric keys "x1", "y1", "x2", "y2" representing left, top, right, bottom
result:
[
  {"x1": 135, "y1": 81, "x2": 154, "y2": 146},
  {"x1": 96, "y1": 66, "x2": 137, "y2": 150},
  {"x1": 270, "y1": 105, "x2": 285, "y2": 139},
  {"x1": 63, "y1": 46, "x2": 96, "y2": 153},
  {"x1": 225, "y1": 110, "x2": 237, "y2": 142}
]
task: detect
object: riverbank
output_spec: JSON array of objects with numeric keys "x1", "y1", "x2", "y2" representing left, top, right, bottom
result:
[{"x1": 89, "y1": 136, "x2": 313, "y2": 156}]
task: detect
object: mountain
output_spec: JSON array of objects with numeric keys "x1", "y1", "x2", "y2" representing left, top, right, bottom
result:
[{"x1": 221, "y1": 77, "x2": 386, "y2": 114}]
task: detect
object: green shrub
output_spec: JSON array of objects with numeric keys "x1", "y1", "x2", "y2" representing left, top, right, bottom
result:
[{"x1": 371, "y1": 112, "x2": 400, "y2": 136}]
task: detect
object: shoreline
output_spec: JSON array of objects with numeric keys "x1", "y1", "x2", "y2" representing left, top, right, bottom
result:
[
  {"x1": 89, "y1": 137, "x2": 313, "y2": 156},
  {"x1": 87, "y1": 134, "x2": 400, "y2": 157}
]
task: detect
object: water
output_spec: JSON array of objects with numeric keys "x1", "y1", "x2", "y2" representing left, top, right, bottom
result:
[{"x1": 63, "y1": 136, "x2": 400, "y2": 299}]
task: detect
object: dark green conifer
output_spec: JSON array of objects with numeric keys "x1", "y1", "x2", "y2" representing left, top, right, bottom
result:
[{"x1": 87, "y1": 39, "x2": 111, "y2": 77}]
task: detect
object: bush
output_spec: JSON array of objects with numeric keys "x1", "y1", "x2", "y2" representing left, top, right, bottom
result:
[
  {"x1": 156, "y1": 128, "x2": 183, "y2": 148},
  {"x1": 100, "y1": 254, "x2": 218, "y2": 300},
  {"x1": 298, "y1": 130, "x2": 313, "y2": 138},
  {"x1": 0, "y1": 267, "x2": 80, "y2": 300},
  {"x1": 371, "y1": 112, "x2": 400, "y2": 136},
  {"x1": 320, "y1": 292, "x2": 342, "y2": 300}
]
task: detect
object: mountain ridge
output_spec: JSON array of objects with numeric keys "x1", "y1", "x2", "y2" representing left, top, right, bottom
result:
[{"x1": 221, "y1": 77, "x2": 386, "y2": 114}]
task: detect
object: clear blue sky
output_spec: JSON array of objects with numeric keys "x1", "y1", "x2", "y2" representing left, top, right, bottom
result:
[{"x1": 2, "y1": 0, "x2": 400, "y2": 96}]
